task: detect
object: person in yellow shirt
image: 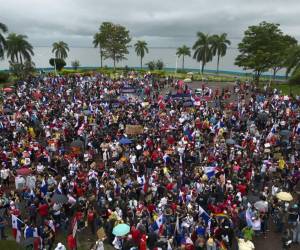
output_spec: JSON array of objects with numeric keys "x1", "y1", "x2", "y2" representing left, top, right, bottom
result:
[
  {"x1": 278, "y1": 157, "x2": 286, "y2": 170},
  {"x1": 28, "y1": 127, "x2": 36, "y2": 138}
]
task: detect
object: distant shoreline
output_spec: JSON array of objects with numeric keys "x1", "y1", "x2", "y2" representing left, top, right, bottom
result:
[{"x1": 0, "y1": 66, "x2": 286, "y2": 79}]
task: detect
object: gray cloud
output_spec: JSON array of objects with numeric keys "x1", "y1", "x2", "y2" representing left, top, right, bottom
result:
[{"x1": 0, "y1": 0, "x2": 300, "y2": 47}]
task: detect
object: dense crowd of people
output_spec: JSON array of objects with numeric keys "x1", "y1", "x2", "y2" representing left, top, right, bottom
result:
[{"x1": 0, "y1": 72, "x2": 299, "y2": 250}]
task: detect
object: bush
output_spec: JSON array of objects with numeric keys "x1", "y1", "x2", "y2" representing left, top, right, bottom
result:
[
  {"x1": 152, "y1": 70, "x2": 166, "y2": 78},
  {"x1": 0, "y1": 72, "x2": 10, "y2": 83},
  {"x1": 176, "y1": 69, "x2": 187, "y2": 74},
  {"x1": 156, "y1": 60, "x2": 164, "y2": 70},
  {"x1": 146, "y1": 61, "x2": 156, "y2": 70},
  {"x1": 289, "y1": 68, "x2": 300, "y2": 85},
  {"x1": 9, "y1": 61, "x2": 36, "y2": 79},
  {"x1": 49, "y1": 58, "x2": 66, "y2": 71},
  {"x1": 60, "y1": 69, "x2": 77, "y2": 75},
  {"x1": 71, "y1": 60, "x2": 80, "y2": 70}
]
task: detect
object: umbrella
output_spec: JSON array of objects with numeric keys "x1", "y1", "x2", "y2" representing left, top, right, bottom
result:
[
  {"x1": 112, "y1": 223, "x2": 130, "y2": 236},
  {"x1": 51, "y1": 194, "x2": 68, "y2": 204},
  {"x1": 3, "y1": 87, "x2": 13, "y2": 93},
  {"x1": 119, "y1": 137, "x2": 132, "y2": 145},
  {"x1": 184, "y1": 78, "x2": 192, "y2": 83},
  {"x1": 70, "y1": 139, "x2": 84, "y2": 148},
  {"x1": 83, "y1": 110, "x2": 91, "y2": 115},
  {"x1": 280, "y1": 130, "x2": 290, "y2": 137},
  {"x1": 276, "y1": 191, "x2": 293, "y2": 201},
  {"x1": 118, "y1": 96, "x2": 128, "y2": 102},
  {"x1": 226, "y1": 138, "x2": 236, "y2": 145},
  {"x1": 254, "y1": 200, "x2": 268, "y2": 212},
  {"x1": 16, "y1": 168, "x2": 32, "y2": 176},
  {"x1": 257, "y1": 112, "x2": 268, "y2": 122},
  {"x1": 97, "y1": 227, "x2": 107, "y2": 240},
  {"x1": 234, "y1": 145, "x2": 244, "y2": 149},
  {"x1": 3, "y1": 108, "x2": 13, "y2": 115}
]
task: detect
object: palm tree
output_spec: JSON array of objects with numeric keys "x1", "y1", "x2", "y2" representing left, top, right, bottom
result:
[
  {"x1": 52, "y1": 41, "x2": 69, "y2": 60},
  {"x1": 6, "y1": 33, "x2": 34, "y2": 64},
  {"x1": 193, "y1": 32, "x2": 213, "y2": 74},
  {"x1": 210, "y1": 33, "x2": 231, "y2": 74},
  {"x1": 0, "y1": 22, "x2": 8, "y2": 60},
  {"x1": 93, "y1": 32, "x2": 105, "y2": 68},
  {"x1": 176, "y1": 45, "x2": 191, "y2": 70},
  {"x1": 134, "y1": 40, "x2": 149, "y2": 69}
]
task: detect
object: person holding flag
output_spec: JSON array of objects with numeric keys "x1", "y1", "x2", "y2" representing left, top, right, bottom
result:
[{"x1": 11, "y1": 214, "x2": 23, "y2": 243}]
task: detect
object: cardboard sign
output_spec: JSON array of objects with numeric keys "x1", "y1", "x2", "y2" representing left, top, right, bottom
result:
[{"x1": 125, "y1": 125, "x2": 144, "y2": 135}]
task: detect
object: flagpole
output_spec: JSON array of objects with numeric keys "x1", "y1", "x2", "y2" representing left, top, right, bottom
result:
[{"x1": 12, "y1": 214, "x2": 26, "y2": 225}]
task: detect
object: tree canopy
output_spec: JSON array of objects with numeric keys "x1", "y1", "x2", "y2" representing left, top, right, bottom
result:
[
  {"x1": 210, "y1": 33, "x2": 231, "y2": 74},
  {"x1": 6, "y1": 33, "x2": 34, "y2": 64},
  {"x1": 93, "y1": 32, "x2": 105, "y2": 68},
  {"x1": 134, "y1": 40, "x2": 149, "y2": 69},
  {"x1": 235, "y1": 21, "x2": 297, "y2": 82},
  {"x1": 99, "y1": 22, "x2": 131, "y2": 69},
  {"x1": 52, "y1": 41, "x2": 69, "y2": 60},
  {"x1": 193, "y1": 32, "x2": 213, "y2": 74},
  {"x1": 176, "y1": 45, "x2": 191, "y2": 70}
]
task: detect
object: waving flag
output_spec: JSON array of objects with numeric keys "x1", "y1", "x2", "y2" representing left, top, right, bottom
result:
[
  {"x1": 24, "y1": 225, "x2": 38, "y2": 239},
  {"x1": 245, "y1": 208, "x2": 253, "y2": 227},
  {"x1": 152, "y1": 214, "x2": 165, "y2": 234},
  {"x1": 40, "y1": 179, "x2": 48, "y2": 196},
  {"x1": 12, "y1": 214, "x2": 22, "y2": 242},
  {"x1": 205, "y1": 166, "x2": 216, "y2": 179},
  {"x1": 198, "y1": 205, "x2": 211, "y2": 224}
]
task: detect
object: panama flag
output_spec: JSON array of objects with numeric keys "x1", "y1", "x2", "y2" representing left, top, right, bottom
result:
[
  {"x1": 245, "y1": 208, "x2": 253, "y2": 227},
  {"x1": 204, "y1": 166, "x2": 216, "y2": 179},
  {"x1": 198, "y1": 205, "x2": 211, "y2": 224},
  {"x1": 12, "y1": 214, "x2": 22, "y2": 242},
  {"x1": 152, "y1": 215, "x2": 165, "y2": 234}
]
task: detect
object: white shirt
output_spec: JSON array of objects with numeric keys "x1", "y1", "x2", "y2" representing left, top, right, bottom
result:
[
  {"x1": 129, "y1": 154, "x2": 136, "y2": 164},
  {"x1": 37, "y1": 164, "x2": 45, "y2": 173},
  {"x1": 26, "y1": 175, "x2": 36, "y2": 189},
  {"x1": 0, "y1": 169, "x2": 10, "y2": 179},
  {"x1": 238, "y1": 239, "x2": 255, "y2": 250}
]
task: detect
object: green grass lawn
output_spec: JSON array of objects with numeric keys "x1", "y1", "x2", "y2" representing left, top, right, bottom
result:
[
  {"x1": 271, "y1": 83, "x2": 300, "y2": 95},
  {"x1": 0, "y1": 240, "x2": 22, "y2": 250}
]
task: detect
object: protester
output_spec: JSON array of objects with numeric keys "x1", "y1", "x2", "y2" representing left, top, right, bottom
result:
[{"x1": 0, "y1": 72, "x2": 299, "y2": 250}]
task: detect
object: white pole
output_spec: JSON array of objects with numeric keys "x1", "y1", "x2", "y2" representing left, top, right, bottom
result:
[
  {"x1": 199, "y1": 61, "x2": 201, "y2": 74},
  {"x1": 54, "y1": 59, "x2": 57, "y2": 76},
  {"x1": 175, "y1": 56, "x2": 178, "y2": 73}
]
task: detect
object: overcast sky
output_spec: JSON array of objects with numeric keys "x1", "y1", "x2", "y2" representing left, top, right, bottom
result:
[{"x1": 1, "y1": 0, "x2": 300, "y2": 48}]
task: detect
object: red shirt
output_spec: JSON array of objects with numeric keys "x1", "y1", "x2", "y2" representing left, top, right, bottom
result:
[
  {"x1": 38, "y1": 204, "x2": 48, "y2": 217},
  {"x1": 237, "y1": 184, "x2": 247, "y2": 196},
  {"x1": 67, "y1": 235, "x2": 76, "y2": 249},
  {"x1": 75, "y1": 211, "x2": 83, "y2": 221},
  {"x1": 166, "y1": 183, "x2": 173, "y2": 191},
  {"x1": 147, "y1": 204, "x2": 156, "y2": 213}
]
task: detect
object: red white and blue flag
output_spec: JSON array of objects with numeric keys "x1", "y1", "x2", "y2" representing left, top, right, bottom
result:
[{"x1": 12, "y1": 214, "x2": 22, "y2": 242}]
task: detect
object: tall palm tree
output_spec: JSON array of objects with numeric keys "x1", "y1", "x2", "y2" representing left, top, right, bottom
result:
[
  {"x1": 134, "y1": 40, "x2": 149, "y2": 69},
  {"x1": 210, "y1": 33, "x2": 231, "y2": 74},
  {"x1": 0, "y1": 22, "x2": 8, "y2": 60},
  {"x1": 52, "y1": 41, "x2": 69, "y2": 60},
  {"x1": 176, "y1": 45, "x2": 191, "y2": 70},
  {"x1": 6, "y1": 33, "x2": 34, "y2": 64},
  {"x1": 93, "y1": 32, "x2": 105, "y2": 68},
  {"x1": 193, "y1": 32, "x2": 213, "y2": 74}
]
